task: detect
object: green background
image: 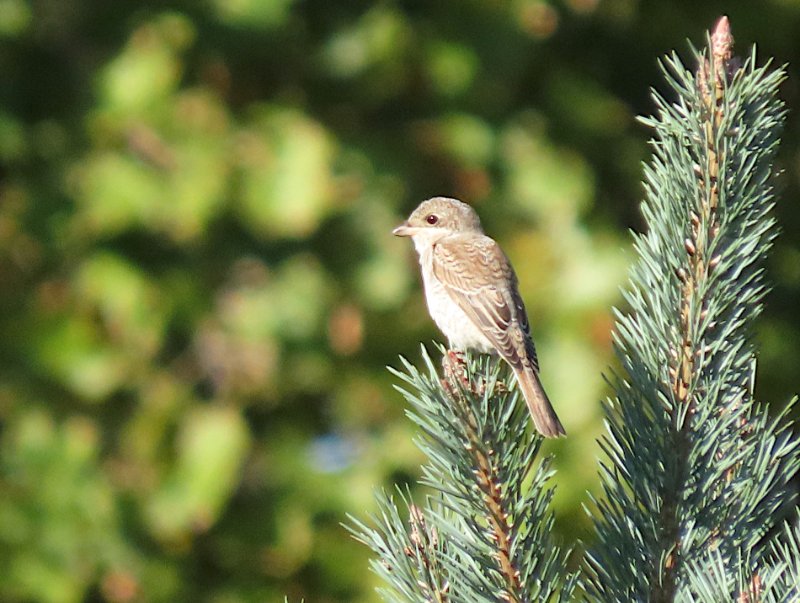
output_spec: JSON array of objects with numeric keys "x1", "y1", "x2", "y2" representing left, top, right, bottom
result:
[{"x1": 0, "y1": 1, "x2": 797, "y2": 601}]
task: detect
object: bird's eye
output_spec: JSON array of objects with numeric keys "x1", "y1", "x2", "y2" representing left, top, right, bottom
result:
[{"x1": 426, "y1": 214, "x2": 439, "y2": 225}]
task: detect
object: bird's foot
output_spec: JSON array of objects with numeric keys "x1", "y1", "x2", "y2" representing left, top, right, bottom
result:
[
  {"x1": 481, "y1": 379, "x2": 508, "y2": 396},
  {"x1": 441, "y1": 349, "x2": 471, "y2": 396},
  {"x1": 446, "y1": 349, "x2": 467, "y2": 367},
  {"x1": 486, "y1": 379, "x2": 508, "y2": 396},
  {"x1": 471, "y1": 372, "x2": 508, "y2": 398},
  {"x1": 441, "y1": 350, "x2": 509, "y2": 398}
]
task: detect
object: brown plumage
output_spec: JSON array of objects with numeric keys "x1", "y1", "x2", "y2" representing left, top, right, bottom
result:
[{"x1": 393, "y1": 197, "x2": 565, "y2": 438}]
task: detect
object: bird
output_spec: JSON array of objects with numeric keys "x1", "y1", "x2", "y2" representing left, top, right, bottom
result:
[{"x1": 393, "y1": 196, "x2": 565, "y2": 437}]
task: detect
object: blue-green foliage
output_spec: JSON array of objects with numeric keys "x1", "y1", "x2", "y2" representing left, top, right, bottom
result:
[
  {"x1": 350, "y1": 347, "x2": 576, "y2": 602},
  {"x1": 585, "y1": 39, "x2": 800, "y2": 601}
]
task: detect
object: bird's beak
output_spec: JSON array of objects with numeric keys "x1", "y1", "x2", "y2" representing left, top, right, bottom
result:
[{"x1": 392, "y1": 221, "x2": 414, "y2": 237}]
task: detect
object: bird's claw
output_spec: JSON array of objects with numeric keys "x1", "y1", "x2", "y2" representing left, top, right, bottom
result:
[
  {"x1": 441, "y1": 350, "x2": 509, "y2": 399},
  {"x1": 442, "y1": 349, "x2": 471, "y2": 396}
]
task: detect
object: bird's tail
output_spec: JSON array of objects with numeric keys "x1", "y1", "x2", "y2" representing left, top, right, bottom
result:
[{"x1": 514, "y1": 365, "x2": 566, "y2": 438}]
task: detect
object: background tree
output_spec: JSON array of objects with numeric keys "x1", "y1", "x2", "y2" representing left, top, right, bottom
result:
[{"x1": 0, "y1": 1, "x2": 798, "y2": 601}]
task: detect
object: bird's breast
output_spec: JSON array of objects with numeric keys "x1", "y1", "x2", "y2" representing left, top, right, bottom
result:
[{"x1": 418, "y1": 247, "x2": 494, "y2": 353}]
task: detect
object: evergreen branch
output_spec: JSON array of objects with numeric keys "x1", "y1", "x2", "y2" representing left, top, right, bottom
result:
[
  {"x1": 649, "y1": 22, "x2": 740, "y2": 600},
  {"x1": 680, "y1": 509, "x2": 800, "y2": 602},
  {"x1": 441, "y1": 354, "x2": 525, "y2": 600},
  {"x1": 346, "y1": 490, "x2": 452, "y2": 603},
  {"x1": 394, "y1": 347, "x2": 574, "y2": 602},
  {"x1": 351, "y1": 345, "x2": 574, "y2": 602},
  {"x1": 585, "y1": 17, "x2": 798, "y2": 601},
  {"x1": 766, "y1": 511, "x2": 800, "y2": 600}
]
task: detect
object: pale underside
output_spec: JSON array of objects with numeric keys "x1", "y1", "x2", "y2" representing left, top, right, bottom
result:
[{"x1": 413, "y1": 230, "x2": 540, "y2": 373}]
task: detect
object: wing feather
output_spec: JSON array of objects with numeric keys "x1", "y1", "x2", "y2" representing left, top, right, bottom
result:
[{"x1": 431, "y1": 236, "x2": 539, "y2": 372}]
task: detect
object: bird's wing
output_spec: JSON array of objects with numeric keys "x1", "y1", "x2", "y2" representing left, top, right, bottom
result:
[{"x1": 432, "y1": 235, "x2": 539, "y2": 372}]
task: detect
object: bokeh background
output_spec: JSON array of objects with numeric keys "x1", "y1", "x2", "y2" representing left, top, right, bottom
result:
[{"x1": 0, "y1": 1, "x2": 798, "y2": 601}]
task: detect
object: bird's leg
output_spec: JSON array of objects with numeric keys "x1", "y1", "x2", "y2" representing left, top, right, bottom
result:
[
  {"x1": 442, "y1": 349, "x2": 472, "y2": 395},
  {"x1": 447, "y1": 349, "x2": 466, "y2": 366}
]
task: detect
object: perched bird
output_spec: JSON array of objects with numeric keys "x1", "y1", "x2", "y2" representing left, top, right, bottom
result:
[{"x1": 393, "y1": 196, "x2": 565, "y2": 437}]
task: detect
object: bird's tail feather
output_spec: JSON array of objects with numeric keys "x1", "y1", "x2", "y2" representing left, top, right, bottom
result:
[{"x1": 515, "y1": 366, "x2": 566, "y2": 438}]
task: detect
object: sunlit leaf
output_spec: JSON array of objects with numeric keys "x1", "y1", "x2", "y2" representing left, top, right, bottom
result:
[
  {"x1": 238, "y1": 107, "x2": 335, "y2": 239},
  {"x1": 146, "y1": 406, "x2": 251, "y2": 541},
  {"x1": 98, "y1": 13, "x2": 194, "y2": 115}
]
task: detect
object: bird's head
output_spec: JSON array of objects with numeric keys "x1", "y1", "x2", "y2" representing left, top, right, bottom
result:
[{"x1": 392, "y1": 197, "x2": 483, "y2": 244}]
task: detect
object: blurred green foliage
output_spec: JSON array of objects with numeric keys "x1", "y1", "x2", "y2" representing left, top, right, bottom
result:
[{"x1": 0, "y1": 1, "x2": 798, "y2": 601}]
